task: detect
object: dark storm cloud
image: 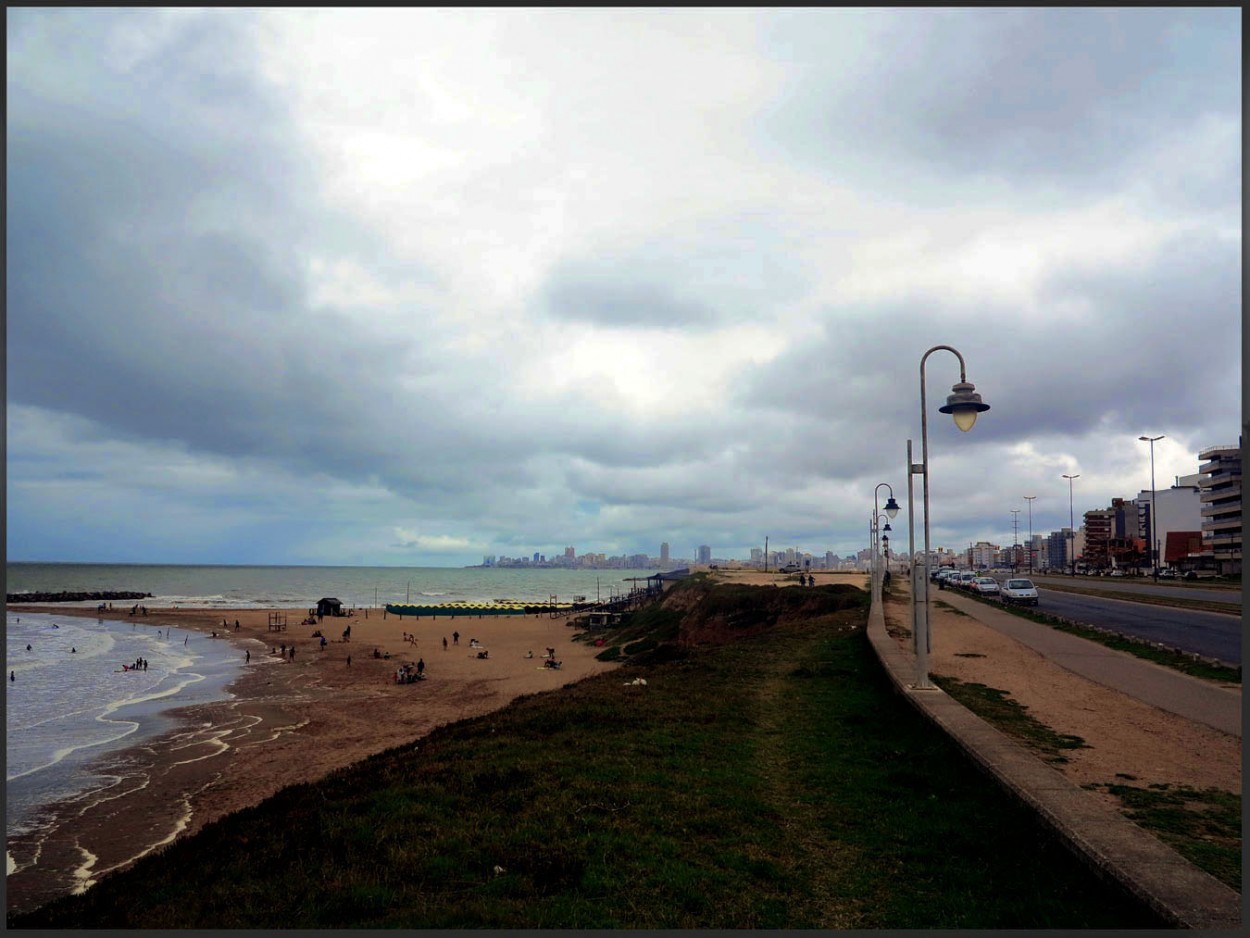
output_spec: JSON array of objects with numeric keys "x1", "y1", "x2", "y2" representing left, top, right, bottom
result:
[
  {"x1": 6, "y1": 10, "x2": 446, "y2": 489},
  {"x1": 758, "y1": 8, "x2": 1239, "y2": 190}
]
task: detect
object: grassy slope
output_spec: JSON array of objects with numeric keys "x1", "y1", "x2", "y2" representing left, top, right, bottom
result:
[{"x1": 10, "y1": 581, "x2": 1162, "y2": 929}]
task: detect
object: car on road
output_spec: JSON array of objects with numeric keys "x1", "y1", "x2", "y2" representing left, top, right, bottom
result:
[
  {"x1": 955, "y1": 571, "x2": 978, "y2": 590},
  {"x1": 971, "y1": 576, "x2": 1000, "y2": 595},
  {"x1": 1158, "y1": 569, "x2": 1177, "y2": 579},
  {"x1": 1000, "y1": 578, "x2": 1039, "y2": 606}
]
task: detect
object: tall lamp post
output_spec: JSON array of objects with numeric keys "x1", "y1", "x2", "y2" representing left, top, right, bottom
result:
[
  {"x1": 1139, "y1": 435, "x2": 1164, "y2": 582},
  {"x1": 1010, "y1": 508, "x2": 1021, "y2": 574},
  {"x1": 908, "y1": 345, "x2": 990, "y2": 689},
  {"x1": 870, "y1": 513, "x2": 893, "y2": 602},
  {"x1": 1023, "y1": 495, "x2": 1036, "y2": 575},
  {"x1": 1062, "y1": 473, "x2": 1080, "y2": 576},
  {"x1": 873, "y1": 484, "x2": 901, "y2": 602}
]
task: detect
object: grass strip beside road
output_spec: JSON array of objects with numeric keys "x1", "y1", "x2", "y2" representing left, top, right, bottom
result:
[
  {"x1": 1082, "y1": 782, "x2": 1241, "y2": 892},
  {"x1": 9, "y1": 592, "x2": 1162, "y2": 929},
  {"x1": 930, "y1": 676, "x2": 1088, "y2": 764}
]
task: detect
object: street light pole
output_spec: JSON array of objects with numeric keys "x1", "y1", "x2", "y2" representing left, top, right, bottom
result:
[
  {"x1": 1139, "y1": 435, "x2": 1164, "y2": 582},
  {"x1": 873, "y1": 483, "x2": 901, "y2": 605},
  {"x1": 911, "y1": 345, "x2": 990, "y2": 689},
  {"x1": 1010, "y1": 508, "x2": 1020, "y2": 574},
  {"x1": 1062, "y1": 473, "x2": 1080, "y2": 576},
  {"x1": 1023, "y1": 496, "x2": 1036, "y2": 575}
]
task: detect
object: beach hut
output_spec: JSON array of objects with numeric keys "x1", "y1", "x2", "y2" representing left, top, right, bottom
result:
[
  {"x1": 316, "y1": 597, "x2": 344, "y2": 618},
  {"x1": 646, "y1": 568, "x2": 690, "y2": 597}
]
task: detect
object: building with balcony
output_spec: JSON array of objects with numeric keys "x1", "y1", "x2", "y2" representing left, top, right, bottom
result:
[
  {"x1": 1082, "y1": 509, "x2": 1115, "y2": 571},
  {"x1": 968, "y1": 541, "x2": 999, "y2": 569},
  {"x1": 1199, "y1": 440, "x2": 1242, "y2": 575}
]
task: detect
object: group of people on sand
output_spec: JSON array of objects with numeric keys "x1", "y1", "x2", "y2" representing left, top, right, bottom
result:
[
  {"x1": 122, "y1": 657, "x2": 148, "y2": 672},
  {"x1": 129, "y1": 604, "x2": 149, "y2": 616},
  {"x1": 395, "y1": 658, "x2": 425, "y2": 683}
]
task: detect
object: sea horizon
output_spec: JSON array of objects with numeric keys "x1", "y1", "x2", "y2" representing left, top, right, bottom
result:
[{"x1": 6, "y1": 562, "x2": 665, "y2": 611}]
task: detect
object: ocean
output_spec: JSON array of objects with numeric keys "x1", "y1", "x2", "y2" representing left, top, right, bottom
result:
[
  {"x1": 4, "y1": 563, "x2": 660, "y2": 894},
  {"x1": 5, "y1": 562, "x2": 661, "y2": 609}
]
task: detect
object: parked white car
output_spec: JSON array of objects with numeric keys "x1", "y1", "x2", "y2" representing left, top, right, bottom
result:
[
  {"x1": 1000, "y1": 578, "x2": 1039, "y2": 606},
  {"x1": 971, "y1": 576, "x2": 1000, "y2": 595}
]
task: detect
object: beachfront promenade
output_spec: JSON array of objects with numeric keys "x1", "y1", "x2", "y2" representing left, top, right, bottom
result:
[{"x1": 865, "y1": 589, "x2": 1242, "y2": 929}]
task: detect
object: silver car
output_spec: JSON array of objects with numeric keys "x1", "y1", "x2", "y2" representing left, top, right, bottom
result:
[
  {"x1": 1000, "y1": 578, "x2": 1039, "y2": 606},
  {"x1": 972, "y1": 576, "x2": 1000, "y2": 595}
]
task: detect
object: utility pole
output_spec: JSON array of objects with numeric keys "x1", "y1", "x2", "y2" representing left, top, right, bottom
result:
[{"x1": 764, "y1": 536, "x2": 769, "y2": 572}]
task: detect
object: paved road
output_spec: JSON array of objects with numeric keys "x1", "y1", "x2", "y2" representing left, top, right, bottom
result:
[
  {"x1": 936, "y1": 590, "x2": 1242, "y2": 737},
  {"x1": 1029, "y1": 574, "x2": 1240, "y2": 605},
  {"x1": 1025, "y1": 589, "x2": 1242, "y2": 665}
]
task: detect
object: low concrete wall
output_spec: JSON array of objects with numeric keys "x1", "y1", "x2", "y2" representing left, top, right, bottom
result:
[{"x1": 865, "y1": 594, "x2": 1241, "y2": 930}]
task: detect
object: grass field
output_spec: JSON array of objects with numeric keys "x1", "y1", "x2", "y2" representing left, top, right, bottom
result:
[{"x1": 9, "y1": 581, "x2": 1164, "y2": 929}]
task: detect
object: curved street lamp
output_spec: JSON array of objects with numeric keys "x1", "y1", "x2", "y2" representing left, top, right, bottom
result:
[
  {"x1": 908, "y1": 345, "x2": 990, "y2": 689},
  {"x1": 873, "y1": 483, "x2": 901, "y2": 601}
]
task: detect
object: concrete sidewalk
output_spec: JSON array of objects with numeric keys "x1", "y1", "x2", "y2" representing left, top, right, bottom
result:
[
  {"x1": 866, "y1": 595, "x2": 1242, "y2": 930},
  {"x1": 934, "y1": 589, "x2": 1241, "y2": 737}
]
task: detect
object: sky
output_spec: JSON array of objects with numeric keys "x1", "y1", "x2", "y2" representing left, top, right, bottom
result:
[{"x1": 6, "y1": 7, "x2": 1243, "y2": 567}]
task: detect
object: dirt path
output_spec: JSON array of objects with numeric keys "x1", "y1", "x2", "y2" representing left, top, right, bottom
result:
[{"x1": 879, "y1": 587, "x2": 1241, "y2": 804}]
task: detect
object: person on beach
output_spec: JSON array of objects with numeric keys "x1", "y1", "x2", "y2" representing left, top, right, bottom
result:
[
  {"x1": 346, "y1": 655, "x2": 352, "y2": 667},
  {"x1": 26, "y1": 644, "x2": 31, "y2": 651},
  {"x1": 443, "y1": 637, "x2": 448, "y2": 651},
  {"x1": 453, "y1": 631, "x2": 459, "y2": 645},
  {"x1": 417, "y1": 658, "x2": 424, "y2": 677},
  {"x1": 10, "y1": 671, "x2": 14, "y2": 682},
  {"x1": 289, "y1": 647, "x2": 295, "y2": 661},
  {"x1": 245, "y1": 650, "x2": 251, "y2": 663}
]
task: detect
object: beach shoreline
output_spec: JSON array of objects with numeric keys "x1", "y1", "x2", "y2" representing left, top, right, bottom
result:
[{"x1": 5, "y1": 601, "x2": 622, "y2": 915}]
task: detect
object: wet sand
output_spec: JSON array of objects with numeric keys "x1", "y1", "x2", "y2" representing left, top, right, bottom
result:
[{"x1": 5, "y1": 602, "x2": 621, "y2": 915}]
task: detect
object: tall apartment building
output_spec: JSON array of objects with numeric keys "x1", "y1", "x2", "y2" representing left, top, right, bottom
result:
[
  {"x1": 1083, "y1": 508, "x2": 1114, "y2": 570},
  {"x1": 1199, "y1": 440, "x2": 1242, "y2": 574},
  {"x1": 697, "y1": 544, "x2": 712, "y2": 564},
  {"x1": 660, "y1": 542, "x2": 670, "y2": 565},
  {"x1": 969, "y1": 541, "x2": 999, "y2": 569},
  {"x1": 1046, "y1": 529, "x2": 1070, "y2": 571}
]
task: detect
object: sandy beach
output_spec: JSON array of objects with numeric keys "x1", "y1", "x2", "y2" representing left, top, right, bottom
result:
[{"x1": 5, "y1": 601, "x2": 622, "y2": 914}]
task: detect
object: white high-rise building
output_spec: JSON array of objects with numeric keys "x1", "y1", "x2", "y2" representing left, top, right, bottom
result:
[{"x1": 1199, "y1": 441, "x2": 1242, "y2": 574}]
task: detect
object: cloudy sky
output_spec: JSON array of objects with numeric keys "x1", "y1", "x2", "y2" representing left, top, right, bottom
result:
[{"x1": 7, "y1": 8, "x2": 1242, "y2": 567}]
